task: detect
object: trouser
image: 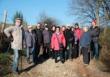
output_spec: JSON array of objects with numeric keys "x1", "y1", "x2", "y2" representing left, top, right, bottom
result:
[
  {"x1": 26, "y1": 47, "x2": 33, "y2": 60},
  {"x1": 12, "y1": 49, "x2": 20, "y2": 72},
  {"x1": 67, "y1": 43, "x2": 73, "y2": 59},
  {"x1": 51, "y1": 49, "x2": 55, "y2": 59},
  {"x1": 43, "y1": 43, "x2": 51, "y2": 58},
  {"x1": 33, "y1": 44, "x2": 41, "y2": 64},
  {"x1": 82, "y1": 47, "x2": 90, "y2": 64},
  {"x1": 75, "y1": 40, "x2": 79, "y2": 58},
  {"x1": 91, "y1": 42, "x2": 99, "y2": 60},
  {"x1": 62, "y1": 48, "x2": 66, "y2": 61},
  {"x1": 54, "y1": 50, "x2": 64, "y2": 63}
]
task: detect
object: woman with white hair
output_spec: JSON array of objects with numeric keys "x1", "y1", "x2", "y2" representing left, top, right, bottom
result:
[
  {"x1": 25, "y1": 25, "x2": 37, "y2": 64},
  {"x1": 80, "y1": 26, "x2": 91, "y2": 65}
]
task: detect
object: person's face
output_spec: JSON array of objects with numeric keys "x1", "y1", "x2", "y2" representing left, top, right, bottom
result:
[
  {"x1": 62, "y1": 27, "x2": 66, "y2": 31},
  {"x1": 75, "y1": 25, "x2": 79, "y2": 28},
  {"x1": 15, "y1": 20, "x2": 21, "y2": 26},
  {"x1": 29, "y1": 28, "x2": 32, "y2": 32},
  {"x1": 83, "y1": 27, "x2": 88, "y2": 32},
  {"x1": 56, "y1": 28, "x2": 60, "y2": 33},
  {"x1": 37, "y1": 25, "x2": 40, "y2": 29},
  {"x1": 45, "y1": 27, "x2": 48, "y2": 30},
  {"x1": 52, "y1": 26, "x2": 55, "y2": 31},
  {"x1": 92, "y1": 22, "x2": 96, "y2": 27},
  {"x1": 71, "y1": 28, "x2": 74, "y2": 31}
]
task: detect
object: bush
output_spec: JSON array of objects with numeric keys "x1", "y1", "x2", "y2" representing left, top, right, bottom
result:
[
  {"x1": 0, "y1": 53, "x2": 12, "y2": 77},
  {"x1": 98, "y1": 27, "x2": 110, "y2": 72},
  {"x1": 0, "y1": 32, "x2": 10, "y2": 52}
]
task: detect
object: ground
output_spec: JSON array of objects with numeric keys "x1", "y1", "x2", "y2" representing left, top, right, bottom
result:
[{"x1": 8, "y1": 55, "x2": 110, "y2": 77}]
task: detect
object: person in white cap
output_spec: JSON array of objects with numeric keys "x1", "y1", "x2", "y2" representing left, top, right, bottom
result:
[
  {"x1": 80, "y1": 26, "x2": 91, "y2": 65},
  {"x1": 25, "y1": 25, "x2": 37, "y2": 64}
]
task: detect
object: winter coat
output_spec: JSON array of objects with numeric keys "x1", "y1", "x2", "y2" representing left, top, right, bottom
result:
[
  {"x1": 65, "y1": 29, "x2": 74, "y2": 44},
  {"x1": 25, "y1": 30, "x2": 36, "y2": 48},
  {"x1": 80, "y1": 31, "x2": 91, "y2": 48},
  {"x1": 74, "y1": 28, "x2": 83, "y2": 41},
  {"x1": 51, "y1": 32, "x2": 66, "y2": 51},
  {"x1": 34, "y1": 29, "x2": 43, "y2": 45},
  {"x1": 90, "y1": 26, "x2": 100, "y2": 43},
  {"x1": 4, "y1": 26, "x2": 25, "y2": 50},
  {"x1": 43, "y1": 30, "x2": 51, "y2": 44}
]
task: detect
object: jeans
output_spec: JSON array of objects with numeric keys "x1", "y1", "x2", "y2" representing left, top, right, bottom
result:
[
  {"x1": 67, "y1": 43, "x2": 73, "y2": 59},
  {"x1": 12, "y1": 49, "x2": 19, "y2": 72},
  {"x1": 33, "y1": 44, "x2": 41, "y2": 64},
  {"x1": 94, "y1": 43, "x2": 99, "y2": 60}
]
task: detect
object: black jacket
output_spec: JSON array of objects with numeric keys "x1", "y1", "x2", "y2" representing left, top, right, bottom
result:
[
  {"x1": 90, "y1": 26, "x2": 100, "y2": 43},
  {"x1": 65, "y1": 29, "x2": 74, "y2": 44},
  {"x1": 34, "y1": 29, "x2": 43, "y2": 45}
]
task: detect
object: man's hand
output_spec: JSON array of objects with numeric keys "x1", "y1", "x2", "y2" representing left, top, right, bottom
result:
[{"x1": 7, "y1": 36, "x2": 13, "y2": 42}]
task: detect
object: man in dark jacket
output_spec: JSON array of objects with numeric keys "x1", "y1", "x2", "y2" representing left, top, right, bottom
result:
[
  {"x1": 90, "y1": 20, "x2": 100, "y2": 60},
  {"x1": 33, "y1": 24, "x2": 43, "y2": 63},
  {"x1": 43, "y1": 26, "x2": 51, "y2": 58},
  {"x1": 65, "y1": 26, "x2": 74, "y2": 60}
]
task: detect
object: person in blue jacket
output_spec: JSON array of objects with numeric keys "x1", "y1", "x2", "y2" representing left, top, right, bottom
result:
[{"x1": 80, "y1": 26, "x2": 91, "y2": 65}]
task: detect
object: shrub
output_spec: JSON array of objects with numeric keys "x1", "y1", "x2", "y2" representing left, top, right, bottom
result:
[
  {"x1": 0, "y1": 32, "x2": 10, "y2": 53},
  {"x1": 98, "y1": 27, "x2": 110, "y2": 72},
  {"x1": 0, "y1": 53, "x2": 12, "y2": 77}
]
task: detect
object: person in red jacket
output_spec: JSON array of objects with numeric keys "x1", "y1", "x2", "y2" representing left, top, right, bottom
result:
[
  {"x1": 51, "y1": 26, "x2": 66, "y2": 63},
  {"x1": 74, "y1": 23, "x2": 83, "y2": 57}
]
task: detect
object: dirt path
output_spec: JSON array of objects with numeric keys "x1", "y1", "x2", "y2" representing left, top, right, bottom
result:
[{"x1": 11, "y1": 56, "x2": 110, "y2": 77}]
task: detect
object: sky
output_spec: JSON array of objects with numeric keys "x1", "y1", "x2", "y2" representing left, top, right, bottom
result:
[{"x1": 0, "y1": 0, "x2": 77, "y2": 25}]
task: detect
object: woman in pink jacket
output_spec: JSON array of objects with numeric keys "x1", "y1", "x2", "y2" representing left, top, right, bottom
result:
[
  {"x1": 51, "y1": 26, "x2": 66, "y2": 63},
  {"x1": 74, "y1": 23, "x2": 83, "y2": 57}
]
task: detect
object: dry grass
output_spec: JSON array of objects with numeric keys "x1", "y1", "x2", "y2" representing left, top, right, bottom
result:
[{"x1": 98, "y1": 27, "x2": 110, "y2": 72}]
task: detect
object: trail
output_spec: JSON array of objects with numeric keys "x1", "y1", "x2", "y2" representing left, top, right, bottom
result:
[{"x1": 11, "y1": 56, "x2": 110, "y2": 77}]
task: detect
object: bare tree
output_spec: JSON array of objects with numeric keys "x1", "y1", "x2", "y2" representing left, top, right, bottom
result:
[
  {"x1": 38, "y1": 12, "x2": 59, "y2": 29},
  {"x1": 69, "y1": 0, "x2": 110, "y2": 26}
]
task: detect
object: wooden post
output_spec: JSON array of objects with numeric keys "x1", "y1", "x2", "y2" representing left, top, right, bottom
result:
[{"x1": 1, "y1": 10, "x2": 7, "y2": 33}]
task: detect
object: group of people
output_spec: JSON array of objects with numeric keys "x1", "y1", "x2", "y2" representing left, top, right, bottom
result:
[{"x1": 4, "y1": 18, "x2": 100, "y2": 74}]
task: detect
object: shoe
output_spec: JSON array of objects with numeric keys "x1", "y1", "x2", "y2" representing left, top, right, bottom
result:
[
  {"x1": 12, "y1": 70, "x2": 19, "y2": 75},
  {"x1": 61, "y1": 59, "x2": 65, "y2": 64},
  {"x1": 27, "y1": 59, "x2": 31, "y2": 64},
  {"x1": 84, "y1": 63, "x2": 89, "y2": 66},
  {"x1": 55, "y1": 59, "x2": 58, "y2": 63}
]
